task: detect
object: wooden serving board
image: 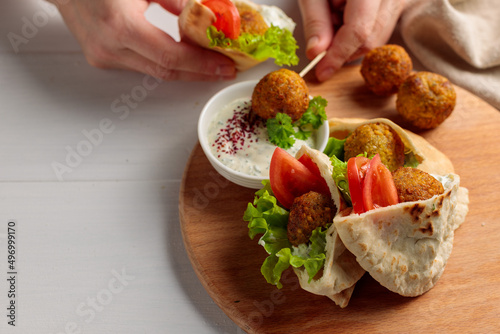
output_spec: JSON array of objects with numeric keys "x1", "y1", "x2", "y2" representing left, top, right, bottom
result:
[{"x1": 179, "y1": 65, "x2": 500, "y2": 333}]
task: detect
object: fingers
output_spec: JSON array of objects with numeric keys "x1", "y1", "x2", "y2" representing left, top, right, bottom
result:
[
  {"x1": 313, "y1": 0, "x2": 405, "y2": 82},
  {"x1": 105, "y1": 48, "x2": 234, "y2": 81},
  {"x1": 366, "y1": 0, "x2": 406, "y2": 50},
  {"x1": 298, "y1": 0, "x2": 334, "y2": 60},
  {"x1": 150, "y1": 0, "x2": 188, "y2": 16},
  {"x1": 119, "y1": 11, "x2": 236, "y2": 81},
  {"x1": 56, "y1": 0, "x2": 235, "y2": 81},
  {"x1": 315, "y1": 0, "x2": 382, "y2": 81}
]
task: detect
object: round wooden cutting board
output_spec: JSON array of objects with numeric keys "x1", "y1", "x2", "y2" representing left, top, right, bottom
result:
[{"x1": 179, "y1": 65, "x2": 500, "y2": 333}]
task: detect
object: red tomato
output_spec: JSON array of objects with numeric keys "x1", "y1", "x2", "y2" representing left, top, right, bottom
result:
[
  {"x1": 297, "y1": 153, "x2": 331, "y2": 195},
  {"x1": 347, "y1": 156, "x2": 370, "y2": 214},
  {"x1": 362, "y1": 154, "x2": 399, "y2": 211},
  {"x1": 202, "y1": 0, "x2": 241, "y2": 39},
  {"x1": 270, "y1": 148, "x2": 330, "y2": 209}
]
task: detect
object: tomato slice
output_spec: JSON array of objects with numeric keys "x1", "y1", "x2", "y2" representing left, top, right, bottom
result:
[
  {"x1": 297, "y1": 153, "x2": 331, "y2": 195},
  {"x1": 270, "y1": 148, "x2": 330, "y2": 209},
  {"x1": 362, "y1": 154, "x2": 399, "y2": 211},
  {"x1": 202, "y1": 0, "x2": 241, "y2": 39},
  {"x1": 347, "y1": 156, "x2": 370, "y2": 214}
]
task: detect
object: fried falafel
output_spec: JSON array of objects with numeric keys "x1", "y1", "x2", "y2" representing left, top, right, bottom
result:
[
  {"x1": 252, "y1": 68, "x2": 309, "y2": 121},
  {"x1": 396, "y1": 71, "x2": 456, "y2": 129},
  {"x1": 360, "y1": 44, "x2": 413, "y2": 96},
  {"x1": 287, "y1": 191, "x2": 336, "y2": 247},
  {"x1": 236, "y1": 2, "x2": 269, "y2": 35},
  {"x1": 392, "y1": 167, "x2": 444, "y2": 202},
  {"x1": 343, "y1": 123, "x2": 405, "y2": 172}
]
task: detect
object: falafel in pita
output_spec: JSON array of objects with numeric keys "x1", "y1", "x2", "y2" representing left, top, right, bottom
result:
[
  {"x1": 329, "y1": 118, "x2": 469, "y2": 297},
  {"x1": 246, "y1": 117, "x2": 468, "y2": 308},
  {"x1": 178, "y1": 0, "x2": 298, "y2": 71},
  {"x1": 292, "y1": 146, "x2": 365, "y2": 308}
]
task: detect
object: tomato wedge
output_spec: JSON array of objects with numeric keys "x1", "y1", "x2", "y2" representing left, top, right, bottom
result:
[
  {"x1": 202, "y1": 0, "x2": 241, "y2": 39},
  {"x1": 297, "y1": 153, "x2": 331, "y2": 195},
  {"x1": 347, "y1": 154, "x2": 399, "y2": 214},
  {"x1": 363, "y1": 154, "x2": 399, "y2": 211},
  {"x1": 270, "y1": 148, "x2": 330, "y2": 209},
  {"x1": 347, "y1": 156, "x2": 370, "y2": 214},
  {"x1": 298, "y1": 154, "x2": 323, "y2": 179}
]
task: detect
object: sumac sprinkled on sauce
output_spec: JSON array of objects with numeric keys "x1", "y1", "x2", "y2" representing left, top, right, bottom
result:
[
  {"x1": 207, "y1": 98, "x2": 316, "y2": 178},
  {"x1": 213, "y1": 101, "x2": 266, "y2": 155}
]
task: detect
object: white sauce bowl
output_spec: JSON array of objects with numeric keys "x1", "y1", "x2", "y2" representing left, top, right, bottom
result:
[{"x1": 198, "y1": 80, "x2": 330, "y2": 189}]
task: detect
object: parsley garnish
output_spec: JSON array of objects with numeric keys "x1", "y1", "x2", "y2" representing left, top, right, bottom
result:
[
  {"x1": 266, "y1": 113, "x2": 295, "y2": 148},
  {"x1": 266, "y1": 96, "x2": 328, "y2": 149}
]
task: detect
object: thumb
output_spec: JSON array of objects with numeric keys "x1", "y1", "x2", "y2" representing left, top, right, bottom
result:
[
  {"x1": 151, "y1": 0, "x2": 189, "y2": 16},
  {"x1": 298, "y1": 0, "x2": 333, "y2": 59}
]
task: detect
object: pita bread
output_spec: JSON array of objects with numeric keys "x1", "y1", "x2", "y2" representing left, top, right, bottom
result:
[
  {"x1": 290, "y1": 118, "x2": 468, "y2": 304},
  {"x1": 178, "y1": 0, "x2": 295, "y2": 71},
  {"x1": 333, "y1": 174, "x2": 469, "y2": 297},
  {"x1": 292, "y1": 146, "x2": 365, "y2": 308},
  {"x1": 326, "y1": 117, "x2": 469, "y2": 297},
  {"x1": 251, "y1": 118, "x2": 467, "y2": 306},
  {"x1": 328, "y1": 117, "x2": 455, "y2": 175}
]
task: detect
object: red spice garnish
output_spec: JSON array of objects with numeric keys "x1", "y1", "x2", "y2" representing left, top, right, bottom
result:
[{"x1": 213, "y1": 102, "x2": 263, "y2": 155}]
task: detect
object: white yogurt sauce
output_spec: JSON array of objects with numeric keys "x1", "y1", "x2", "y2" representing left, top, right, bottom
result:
[
  {"x1": 207, "y1": 98, "x2": 317, "y2": 177},
  {"x1": 259, "y1": 5, "x2": 296, "y2": 33}
]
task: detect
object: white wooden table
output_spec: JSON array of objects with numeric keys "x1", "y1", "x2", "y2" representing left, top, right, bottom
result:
[
  {"x1": 5, "y1": 1, "x2": 497, "y2": 333},
  {"x1": 0, "y1": 1, "x2": 310, "y2": 333}
]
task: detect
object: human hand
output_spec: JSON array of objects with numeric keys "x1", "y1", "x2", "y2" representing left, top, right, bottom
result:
[
  {"x1": 48, "y1": 0, "x2": 236, "y2": 81},
  {"x1": 299, "y1": 0, "x2": 406, "y2": 81}
]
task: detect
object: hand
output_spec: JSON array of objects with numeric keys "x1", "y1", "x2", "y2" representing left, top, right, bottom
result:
[
  {"x1": 48, "y1": 0, "x2": 236, "y2": 81},
  {"x1": 299, "y1": 0, "x2": 406, "y2": 81}
]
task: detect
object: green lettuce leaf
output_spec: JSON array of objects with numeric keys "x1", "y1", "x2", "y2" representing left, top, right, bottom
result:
[
  {"x1": 330, "y1": 155, "x2": 351, "y2": 206},
  {"x1": 404, "y1": 152, "x2": 420, "y2": 168},
  {"x1": 323, "y1": 137, "x2": 345, "y2": 161},
  {"x1": 206, "y1": 25, "x2": 299, "y2": 66},
  {"x1": 243, "y1": 181, "x2": 328, "y2": 288}
]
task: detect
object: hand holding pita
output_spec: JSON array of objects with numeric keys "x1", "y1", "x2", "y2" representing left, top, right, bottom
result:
[
  {"x1": 48, "y1": 0, "x2": 236, "y2": 81},
  {"x1": 299, "y1": 0, "x2": 406, "y2": 82}
]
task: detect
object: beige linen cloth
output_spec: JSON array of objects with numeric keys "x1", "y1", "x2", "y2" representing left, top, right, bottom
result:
[{"x1": 399, "y1": 0, "x2": 500, "y2": 109}]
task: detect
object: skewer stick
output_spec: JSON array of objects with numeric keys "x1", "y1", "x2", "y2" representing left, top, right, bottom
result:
[{"x1": 299, "y1": 51, "x2": 327, "y2": 77}]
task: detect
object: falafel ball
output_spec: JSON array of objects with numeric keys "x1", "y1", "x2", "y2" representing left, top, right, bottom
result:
[
  {"x1": 287, "y1": 191, "x2": 336, "y2": 247},
  {"x1": 360, "y1": 44, "x2": 413, "y2": 96},
  {"x1": 236, "y1": 2, "x2": 269, "y2": 35},
  {"x1": 252, "y1": 68, "x2": 309, "y2": 122},
  {"x1": 396, "y1": 71, "x2": 456, "y2": 129},
  {"x1": 392, "y1": 167, "x2": 444, "y2": 202},
  {"x1": 343, "y1": 123, "x2": 405, "y2": 172}
]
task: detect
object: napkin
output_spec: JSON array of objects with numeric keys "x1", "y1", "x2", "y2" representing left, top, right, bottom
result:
[{"x1": 399, "y1": 0, "x2": 500, "y2": 110}]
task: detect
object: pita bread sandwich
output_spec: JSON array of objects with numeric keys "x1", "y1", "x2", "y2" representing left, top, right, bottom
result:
[
  {"x1": 244, "y1": 145, "x2": 365, "y2": 308},
  {"x1": 328, "y1": 118, "x2": 469, "y2": 297},
  {"x1": 178, "y1": 0, "x2": 299, "y2": 71},
  {"x1": 243, "y1": 117, "x2": 468, "y2": 307}
]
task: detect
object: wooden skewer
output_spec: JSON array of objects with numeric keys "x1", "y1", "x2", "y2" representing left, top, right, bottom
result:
[{"x1": 299, "y1": 51, "x2": 327, "y2": 77}]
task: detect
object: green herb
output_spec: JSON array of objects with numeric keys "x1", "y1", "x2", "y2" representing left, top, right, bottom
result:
[
  {"x1": 266, "y1": 113, "x2": 296, "y2": 149},
  {"x1": 206, "y1": 25, "x2": 299, "y2": 66},
  {"x1": 298, "y1": 96, "x2": 328, "y2": 129},
  {"x1": 266, "y1": 96, "x2": 328, "y2": 149},
  {"x1": 243, "y1": 181, "x2": 328, "y2": 288}
]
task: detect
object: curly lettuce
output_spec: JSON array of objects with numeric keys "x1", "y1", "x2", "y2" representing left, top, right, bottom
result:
[
  {"x1": 329, "y1": 155, "x2": 351, "y2": 206},
  {"x1": 243, "y1": 181, "x2": 328, "y2": 288},
  {"x1": 207, "y1": 25, "x2": 299, "y2": 66}
]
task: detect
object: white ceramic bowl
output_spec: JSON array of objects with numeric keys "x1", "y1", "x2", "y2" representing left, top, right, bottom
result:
[{"x1": 198, "y1": 80, "x2": 330, "y2": 189}]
